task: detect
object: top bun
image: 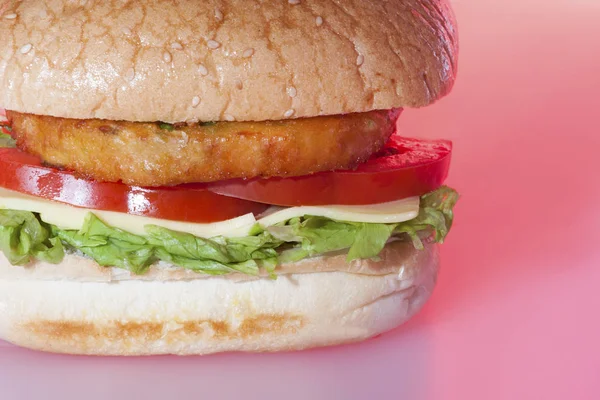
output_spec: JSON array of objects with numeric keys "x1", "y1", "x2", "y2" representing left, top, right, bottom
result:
[{"x1": 0, "y1": 0, "x2": 457, "y2": 122}]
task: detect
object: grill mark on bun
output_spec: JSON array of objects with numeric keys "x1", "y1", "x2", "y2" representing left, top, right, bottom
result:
[{"x1": 23, "y1": 314, "x2": 306, "y2": 348}]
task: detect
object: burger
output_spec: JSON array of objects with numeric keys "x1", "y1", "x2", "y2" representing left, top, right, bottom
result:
[{"x1": 0, "y1": 0, "x2": 459, "y2": 355}]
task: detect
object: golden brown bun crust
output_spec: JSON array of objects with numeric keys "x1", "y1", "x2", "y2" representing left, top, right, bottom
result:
[
  {"x1": 0, "y1": 0, "x2": 457, "y2": 122},
  {"x1": 0, "y1": 243, "x2": 439, "y2": 355}
]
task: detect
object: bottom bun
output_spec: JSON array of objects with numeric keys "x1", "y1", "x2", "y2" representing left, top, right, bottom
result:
[{"x1": 0, "y1": 243, "x2": 439, "y2": 355}]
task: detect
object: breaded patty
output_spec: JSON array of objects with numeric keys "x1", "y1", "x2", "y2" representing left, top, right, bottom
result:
[{"x1": 8, "y1": 109, "x2": 401, "y2": 186}]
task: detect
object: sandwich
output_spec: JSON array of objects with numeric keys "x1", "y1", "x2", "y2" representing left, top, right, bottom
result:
[{"x1": 0, "y1": 0, "x2": 459, "y2": 355}]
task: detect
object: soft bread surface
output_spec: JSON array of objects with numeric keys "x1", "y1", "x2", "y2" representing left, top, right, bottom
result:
[
  {"x1": 0, "y1": 0, "x2": 457, "y2": 122},
  {"x1": 0, "y1": 243, "x2": 439, "y2": 355}
]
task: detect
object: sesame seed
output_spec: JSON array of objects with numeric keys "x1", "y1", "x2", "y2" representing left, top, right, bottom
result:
[
  {"x1": 284, "y1": 109, "x2": 295, "y2": 118},
  {"x1": 356, "y1": 54, "x2": 365, "y2": 66},
  {"x1": 171, "y1": 42, "x2": 183, "y2": 50},
  {"x1": 192, "y1": 96, "x2": 201, "y2": 108},
  {"x1": 122, "y1": 27, "x2": 132, "y2": 36},
  {"x1": 235, "y1": 79, "x2": 243, "y2": 90},
  {"x1": 286, "y1": 86, "x2": 297, "y2": 98},
  {"x1": 163, "y1": 51, "x2": 172, "y2": 63},
  {"x1": 242, "y1": 48, "x2": 255, "y2": 58},
  {"x1": 4, "y1": 13, "x2": 17, "y2": 20},
  {"x1": 215, "y1": 8, "x2": 223, "y2": 21},
  {"x1": 224, "y1": 114, "x2": 235, "y2": 122},
  {"x1": 288, "y1": 0, "x2": 301, "y2": 4},
  {"x1": 180, "y1": 131, "x2": 190, "y2": 144},
  {"x1": 19, "y1": 44, "x2": 32, "y2": 54},
  {"x1": 207, "y1": 40, "x2": 221, "y2": 49},
  {"x1": 125, "y1": 68, "x2": 135, "y2": 82},
  {"x1": 316, "y1": 16, "x2": 323, "y2": 26},
  {"x1": 198, "y1": 64, "x2": 209, "y2": 76}
]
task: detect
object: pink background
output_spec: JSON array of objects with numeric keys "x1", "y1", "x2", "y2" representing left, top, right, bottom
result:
[{"x1": 1, "y1": 0, "x2": 600, "y2": 398}]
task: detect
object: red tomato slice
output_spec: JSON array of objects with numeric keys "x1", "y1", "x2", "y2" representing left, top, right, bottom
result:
[
  {"x1": 0, "y1": 146, "x2": 270, "y2": 223},
  {"x1": 205, "y1": 135, "x2": 452, "y2": 206},
  {"x1": 2, "y1": 119, "x2": 451, "y2": 216}
]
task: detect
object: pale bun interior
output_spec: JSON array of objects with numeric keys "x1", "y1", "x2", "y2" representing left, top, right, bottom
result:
[
  {"x1": 0, "y1": 243, "x2": 439, "y2": 355},
  {"x1": 0, "y1": 0, "x2": 457, "y2": 122}
]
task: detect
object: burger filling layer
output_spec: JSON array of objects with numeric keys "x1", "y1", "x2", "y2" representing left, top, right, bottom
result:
[
  {"x1": 0, "y1": 187, "x2": 457, "y2": 276},
  {"x1": 0, "y1": 115, "x2": 458, "y2": 277},
  {"x1": 7, "y1": 109, "x2": 400, "y2": 186}
]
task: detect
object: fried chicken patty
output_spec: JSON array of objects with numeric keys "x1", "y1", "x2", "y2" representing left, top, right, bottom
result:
[{"x1": 8, "y1": 109, "x2": 401, "y2": 186}]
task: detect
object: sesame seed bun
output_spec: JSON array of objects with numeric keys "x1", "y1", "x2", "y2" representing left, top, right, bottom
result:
[
  {"x1": 0, "y1": 242, "x2": 439, "y2": 355},
  {"x1": 0, "y1": 0, "x2": 457, "y2": 123}
]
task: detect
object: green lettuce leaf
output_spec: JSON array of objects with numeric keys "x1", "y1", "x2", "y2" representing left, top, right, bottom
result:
[
  {"x1": 269, "y1": 217, "x2": 396, "y2": 262},
  {"x1": 269, "y1": 217, "x2": 358, "y2": 256},
  {"x1": 82, "y1": 213, "x2": 147, "y2": 245},
  {"x1": 0, "y1": 187, "x2": 459, "y2": 276},
  {"x1": 55, "y1": 215, "x2": 154, "y2": 274},
  {"x1": 146, "y1": 225, "x2": 281, "y2": 276},
  {"x1": 153, "y1": 248, "x2": 237, "y2": 275},
  {"x1": 145, "y1": 225, "x2": 231, "y2": 263},
  {"x1": 347, "y1": 223, "x2": 397, "y2": 261},
  {"x1": 395, "y1": 186, "x2": 459, "y2": 249},
  {"x1": 0, "y1": 123, "x2": 15, "y2": 148},
  {"x1": 268, "y1": 187, "x2": 459, "y2": 262},
  {"x1": 0, "y1": 210, "x2": 64, "y2": 264}
]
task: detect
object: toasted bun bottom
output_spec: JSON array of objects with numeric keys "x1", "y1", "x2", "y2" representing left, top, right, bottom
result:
[{"x1": 0, "y1": 244, "x2": 439, "y2": 355}]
